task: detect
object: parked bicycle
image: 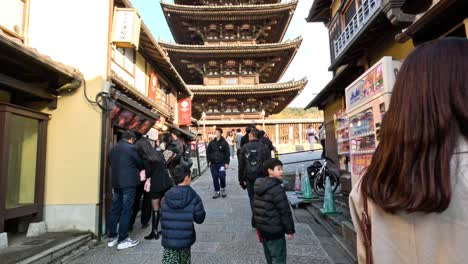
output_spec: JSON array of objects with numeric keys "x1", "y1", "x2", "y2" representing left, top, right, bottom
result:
[{"x1": 307, "y1": 157, "x2": 340, "y2": 196}]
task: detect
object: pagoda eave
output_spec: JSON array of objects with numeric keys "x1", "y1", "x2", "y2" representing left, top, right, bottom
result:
[
  {"x1": 189, "y1": 78, "x2": 307, "y2": 95},
  {"x1": 190, "y1": 79, "x2": 307, "y2": 119},
  {"x1": 162, "y1": 2, "x2": 296, "y2": 44},
  {"x1": 159, "y1": 37, "x2": 302, "y2": 53},
  {"x1": 174, "y1": 0, "x2": 281, "y2": 5}
]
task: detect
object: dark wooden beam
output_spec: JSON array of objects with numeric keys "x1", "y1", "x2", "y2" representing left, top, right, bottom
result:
[{"x1": 0, "y1": 73, "x2": 55, "y2": 100}]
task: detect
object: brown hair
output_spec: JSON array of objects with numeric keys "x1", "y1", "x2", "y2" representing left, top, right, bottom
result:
[{"x1": 361, "y1": 38, "x2": 468, "y2": 213}]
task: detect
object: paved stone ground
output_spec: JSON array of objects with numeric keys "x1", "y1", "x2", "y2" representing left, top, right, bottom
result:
[{"x1": 69, "y1": 159, "x2": 333, "y2": 264}]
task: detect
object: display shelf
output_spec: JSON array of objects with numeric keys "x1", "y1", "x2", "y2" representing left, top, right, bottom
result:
[
  {"x1": 336, "y1": 126, "x2": 348, "y2": 132},
  {"x1": 351, "y1": 149, "x2": 375, "y2": 155},
  {"x1": 338, "y1": 151, "x2": 350, "y2": 155},
  {"x1": 337, "y1": 139, "x2": 349, "y2": 143},
  {"x1": 350, "y1": 131, "x2": 375, "y2": 140}
]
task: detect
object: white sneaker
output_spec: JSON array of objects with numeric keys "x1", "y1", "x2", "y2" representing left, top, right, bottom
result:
[
  {"x1": 117, "y1": 238, "x2": 140, "y2": 250},
  {"x1": 107, "y1": 238, "x2": 118, "y2": 247}
]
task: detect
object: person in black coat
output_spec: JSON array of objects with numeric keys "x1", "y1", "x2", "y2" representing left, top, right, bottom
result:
[
  {"x1": 108, "y1": 130, "x2": 143, "y2": 250},
  {"x1": 253, "y1": 158, "x2": 295, "y2": 264},
  {"x1": 238, "y1": 128, "x2": 271, "y2": 208},
  {"x1": 160, "y1": 165, "x2": 205, "y2": 263},
  {"x1": 206, "y1": 128, "x2": 230, "y2": 199},
  {"x1": 258, "y1": 130, "x2": 275, "y2": 152},
  {"x1": 136, "y1": 137, "x2": 174, "y2": 240},
  {"x1": 240, "y1": 125, "x2": 253, "y2": 148}
]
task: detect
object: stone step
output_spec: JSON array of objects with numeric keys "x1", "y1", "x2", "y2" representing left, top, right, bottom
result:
[
  {"x1": 305, "y1": 202, "x2": 357, "y2": 263},
  {"x1": 17, "y1": 233, "x2": 93, "y2": 264}
]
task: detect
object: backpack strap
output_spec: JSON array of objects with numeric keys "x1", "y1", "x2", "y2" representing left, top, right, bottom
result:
[{"x1": 359, "y1": 193, "x2": 373, "y2": 264}]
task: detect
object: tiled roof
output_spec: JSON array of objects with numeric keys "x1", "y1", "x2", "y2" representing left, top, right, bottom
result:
[
  {"x1": 162, "y1": 0, "x2": 298, "y2": 11},
  {"x1": 189, "y1": 78, "x2": 307, "y2": 95},
  {"x1": 159, "y1": 37, "x2": 302, "y2": 51},
  {"x1": 0, "y1": 33, "x2": 82, "y2": 81}
]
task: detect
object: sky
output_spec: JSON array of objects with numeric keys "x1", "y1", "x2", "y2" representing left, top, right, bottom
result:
[{"x1": 131, "y1": 0, "x2": 332, "y2": 108}]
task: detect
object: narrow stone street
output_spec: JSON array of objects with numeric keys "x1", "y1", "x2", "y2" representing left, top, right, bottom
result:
[{"x1": 69, "y1": 160, "x2": 333, "y2": 264}]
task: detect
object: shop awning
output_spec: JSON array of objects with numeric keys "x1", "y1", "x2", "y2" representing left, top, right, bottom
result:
[
  {"x1": 167, "y1": 123, "x2": 197, "y2": 140},
  {"x1": 305, "y1": 65, "x2": 364, "y2": 110},
  {"x1": 0, "y1": 33, "x2": 82, "y2": 102}
]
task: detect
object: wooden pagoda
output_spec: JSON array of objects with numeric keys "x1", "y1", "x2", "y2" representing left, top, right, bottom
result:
[{"x1": 161, "y1": 0, "x2": 307, "y2": 120}]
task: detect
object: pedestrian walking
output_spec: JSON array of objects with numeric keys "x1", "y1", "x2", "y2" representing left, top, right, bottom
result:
[
  {"x1": 350, "y1": 38, "x2": 468, "y2": 264},
  {"x1": 253, "y1": 158, "x2": 295, "y2": 264},
  {"x1": 160, "y1": 165, "x2": 206, "y2": 264},
  {"x1": 241, "y1": 125, "x2": 253, "y2": 148},
  {"x1": 235, "y1": 128, "x2": 243, "y2": 159},
  {"x1": 107, "y1": 130, "x2": 143, "y2": 250},
  {"x1": 206, "y1": 128, "x2": 230, "y2": 199},
  {"x1": 258, "y1": 130, "x2": 275, "y2": 152},
  {"x1": 136, "y1": 137, "x2": 174, "y2": 240},
  {"x1": 238, "y1": 128, "x2": 271, "y2": 222},
  {"x1": 306, "y1": 125, "x2": 317, "y2": 151},
  {"x1": 226, "y1": 131, "x2": 235, "y2": 159},
  {"x1": 318, "y1": 123, "x2": 326, "y2": 158}
]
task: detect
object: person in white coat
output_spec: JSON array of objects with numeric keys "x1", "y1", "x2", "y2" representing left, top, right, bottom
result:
[
  {"x1": 350, "y1": 38, "x2": 468, "y2": 264},
  {"x1": 306, "y1": 125, "x2": 317, "y2": 151}
]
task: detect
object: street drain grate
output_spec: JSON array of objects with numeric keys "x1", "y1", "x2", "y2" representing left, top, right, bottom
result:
[{"x1": 21, "y1": 239, "x2": 53, "y2": 246}]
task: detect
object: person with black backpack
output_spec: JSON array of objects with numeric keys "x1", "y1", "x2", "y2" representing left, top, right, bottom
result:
[
  {"x1": 238, "y1": 128, "x2": 271, "y2": 212},
  {"x1": 207, "y1": 128, "x2": 230, "y2": 199}
]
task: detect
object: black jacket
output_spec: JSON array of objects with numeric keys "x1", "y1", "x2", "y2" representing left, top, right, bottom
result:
[
  {"x1": 260, "y1": 137, "x2": 275, "y2": 151},
  {"x1": 253, "y1": 177, "x2": 295, "y2": 240},
  {"x1": 207, "y1": 137, "x2": 230, "y2": 165},
  {"x1": 109, "y1": 140, "x2": 143, "y2": 189},
  {"x1": 238, "y1": 139, "x2": 271, "y2": 183},
  {"x1": 240, "y1": 133, "x2": 250, "y2": 147},
  {"x1": 161, "y1": 186, "x2": 205, "y2": 249},
  {"x1": 144, "y1": 150, "x2": 174, "y2": 193}
]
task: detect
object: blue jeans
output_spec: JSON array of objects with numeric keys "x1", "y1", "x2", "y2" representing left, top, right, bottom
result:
[
  {"x1": 210, "y1": 163, "x2": 226, "y2": 192},
  {"x1": 109, "y1": 187, "x2": 136, "y2": 242},
  {"x1": 246, "y1": 181, "x2": 255, "y2": 209}
]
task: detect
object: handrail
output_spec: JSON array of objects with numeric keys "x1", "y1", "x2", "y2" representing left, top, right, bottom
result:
[
  {"x1": 333, "y1": 0, "x2": 381, "y2": 58},
  {"x1": 278, "y1": 148, "x2": 323, "y2": 156}
]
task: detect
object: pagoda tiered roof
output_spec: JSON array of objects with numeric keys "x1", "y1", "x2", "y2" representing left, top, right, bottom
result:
[
  {"x1": 159, "y1": 37, "x2": 302, "y2": 84},
  {"x1": 190, "y1": 78, "x2": 307, "y2": 119},
  {"x1": 162, "y1": 1, "x2": 297, "y2": 44},
  {"x1": 173, "y1": 0, "x2": 281, "y2": 5}
]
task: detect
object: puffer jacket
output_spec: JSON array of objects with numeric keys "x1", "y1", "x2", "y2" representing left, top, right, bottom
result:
[
  {"x1": 161, "y1": 186, "x2": 206, "y2": 249},
  {"x1": 207, "y1": 137, "x2": 230, "y2": 165},
  {"x1": 253, "y1": 177, "x2": 295, "y2": 240}
]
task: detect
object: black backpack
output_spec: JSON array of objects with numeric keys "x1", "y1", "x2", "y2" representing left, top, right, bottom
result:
[
  {"x1": 244, "y1": 148, "x2": 263, "y2": 182},
  {"x1": 180, "y1": 144, "x2": 193, "y2": 169}
]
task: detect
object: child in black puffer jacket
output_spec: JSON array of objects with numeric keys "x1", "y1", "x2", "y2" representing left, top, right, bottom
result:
[{"x1": 253, "y1": 158, "x2": 295, "y2": 264}]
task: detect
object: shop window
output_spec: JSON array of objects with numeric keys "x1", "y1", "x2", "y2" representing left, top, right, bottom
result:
[
  {"x1": 329, "y1": 15, "x2": 342, "y2": 44},
  {"x1": 343, "y1": 0, "x2": 358, "y2": 27},
  {"x1": 113, "y1": 47, "x2": 136, "y2": 76},
  {"x1": 225, "y1": 78, "x2": 238, "y2": 85},
  {"x1": 5, "y1": 114, "x2": 38, "y2": 209},
  {"x1": 0, "y1": 0, "x2": 28, "y2": 39}
]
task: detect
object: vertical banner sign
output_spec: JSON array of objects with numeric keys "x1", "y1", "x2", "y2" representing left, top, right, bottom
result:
[
  {"x1": 148, "y1": 72, "x2": 158, "y2": 101},
  {"x1": 178, "y1": 98, "x2": 192, "y2": 126}
]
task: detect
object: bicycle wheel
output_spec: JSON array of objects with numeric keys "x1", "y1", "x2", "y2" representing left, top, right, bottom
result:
[{"x1": 313, "y1": 171, "x2": 340, "y2": 196}]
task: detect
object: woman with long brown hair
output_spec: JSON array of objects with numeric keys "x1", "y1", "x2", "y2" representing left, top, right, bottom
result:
[{"x1": 350, "y1": 38, "x2": 468, "y2": 264}]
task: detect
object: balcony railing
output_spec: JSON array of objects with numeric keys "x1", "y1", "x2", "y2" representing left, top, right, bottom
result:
[
  {"x1": 157, "y1": 100, "x2": 176, "y2": 119},
  {"x1": 333, "y1": 0, "x2": 381, "y2": 59}
]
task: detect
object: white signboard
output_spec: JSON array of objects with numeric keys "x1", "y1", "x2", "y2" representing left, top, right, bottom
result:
[{"x1": 112, "y1": 8, "x2": 141, "y2": 49}]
